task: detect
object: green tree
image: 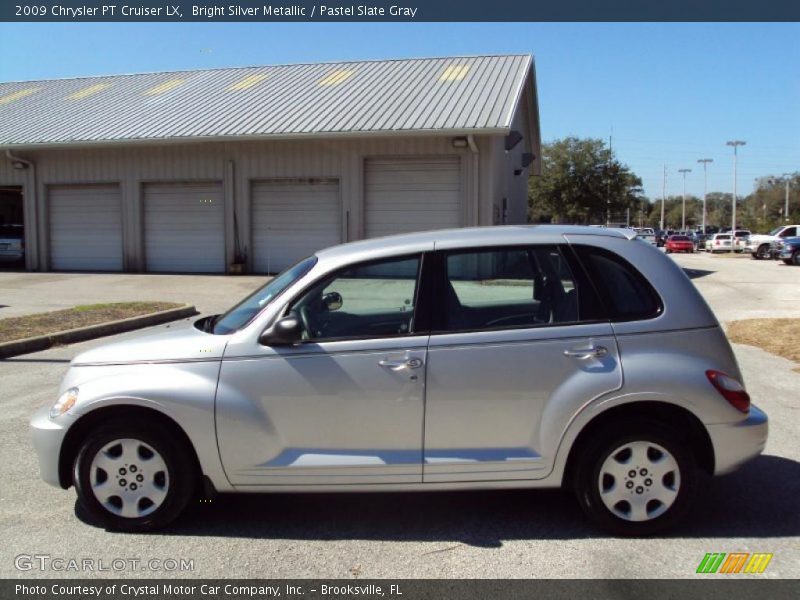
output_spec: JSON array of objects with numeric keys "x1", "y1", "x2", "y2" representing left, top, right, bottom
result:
[{"x1": 528, "y1": 137, "x2": 644, "y2": 225}]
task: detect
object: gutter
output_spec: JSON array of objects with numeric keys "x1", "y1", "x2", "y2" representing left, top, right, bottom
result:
[
  {"x1": 4, "y1": 150, "x2": 37, "y2": 270},
  {"x1": 467, "y1": 135, "x2": 480, "y2": 226}
]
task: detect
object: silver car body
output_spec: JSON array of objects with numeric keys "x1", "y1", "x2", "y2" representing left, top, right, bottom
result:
[{"x1": 31, "y1": 225, "x2": 767, "y2": 494}]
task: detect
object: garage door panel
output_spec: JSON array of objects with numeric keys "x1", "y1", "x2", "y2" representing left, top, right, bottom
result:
[
  {"x1": 252, "y1": 179, "x2": 341, "y2": 274},
  {"x1": 48, "y1": 184, "x2": 123, "y2": 271},
  {"x1": 144, "y1": 182, "x2": 224, "y2": 273},
  {"x1": 365, "y1": 157, "x2": 461, "y2": 238}
]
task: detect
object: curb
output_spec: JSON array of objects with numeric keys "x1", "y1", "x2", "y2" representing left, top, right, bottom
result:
[{"x1": 0, "y1": 304, "x2": 198, "y2": 359}]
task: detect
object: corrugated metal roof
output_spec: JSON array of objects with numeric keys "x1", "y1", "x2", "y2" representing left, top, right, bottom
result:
[{"x1": 0, "y1": 55, "x2": 533, "y2": 148}]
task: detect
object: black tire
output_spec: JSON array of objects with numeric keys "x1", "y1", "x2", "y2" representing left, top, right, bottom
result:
[
  {"x1": 572, "y1": 419, "x2": 698, "y2": 536},
  {"x1": 754, "y1": 244, "x2": 770, "y2": 260},
  {"x1": 783, "y1": 259, "x2": 792, "y2": 265},
  {"x1": 793, "y1": 251, "x2": 800, "y2": 267},
  {"x1": 73, "y1": 418, "x2": 197, "y2": 532}
]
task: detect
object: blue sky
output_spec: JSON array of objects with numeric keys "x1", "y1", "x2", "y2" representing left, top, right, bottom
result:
[{"x1": 1, "y1": 22, "x2": 797, "y2": 199}]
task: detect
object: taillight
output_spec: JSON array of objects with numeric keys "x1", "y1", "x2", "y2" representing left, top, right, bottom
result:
[
  {"x1": 706, "y1": 370, "x2": 750, "y2": 413},
  {"x1": 714, "y1": 240, "x2": 719, "y2": 245}
]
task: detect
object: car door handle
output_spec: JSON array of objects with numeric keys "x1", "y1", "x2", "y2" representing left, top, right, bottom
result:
[
  {"x1": 378, "y1": 358, "x2": 424, "y2": 371},
  {"x1": 564, "y1": 345, "x2": 608, "y2": 360}
]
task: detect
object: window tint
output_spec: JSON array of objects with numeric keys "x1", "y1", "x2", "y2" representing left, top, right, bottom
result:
[
  {"x1": 290, "y1": 255, "x2": 421, "y2": 341},
  {"x1": 782, "y1": 227, "x2": 796, "y2": 237},
  {"x1": 573, "y1": 245, "x2": 661, "y2": 321},
  {"x1": 438, "y1": 246, "x2": 583, "y2": 332}
]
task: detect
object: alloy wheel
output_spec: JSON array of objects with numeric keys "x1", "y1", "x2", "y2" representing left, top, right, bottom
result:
[
  {"x1": 89, "y1": 438, "x2": 169, "y2": 518},
  {"x1": 597, "y1": 441, "x2": 680, "y2": 522}
]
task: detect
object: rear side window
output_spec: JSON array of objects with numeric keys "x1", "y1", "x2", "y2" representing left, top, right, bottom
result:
[
  {"x1": 572, "y1": 245, "x2": 662, "y2": 321},
  {"x1": 431, "y1": 245, "x2": 604, "y2": 333}
]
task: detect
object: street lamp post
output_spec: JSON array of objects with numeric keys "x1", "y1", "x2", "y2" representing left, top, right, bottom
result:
[
  {"x1": 726, "y1": 141, "x2": 746, "y2": 237},
  {"x1": 660, "y1": 164, "x2": 667, "y2": 231},
  {"x1": 678, "y1": 168, "x2": 692, "y2": 231},
  {"x1": 782, "y1": 173, "x2": 792, "y2": 222},
  {"x1": 697, "y1": 159, "x2": 713, "y2": 233}
]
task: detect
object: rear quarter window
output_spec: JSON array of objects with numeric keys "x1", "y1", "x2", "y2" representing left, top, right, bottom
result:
[{"x1": 572, "y1": 245, "x2": 662, "y2": 321}]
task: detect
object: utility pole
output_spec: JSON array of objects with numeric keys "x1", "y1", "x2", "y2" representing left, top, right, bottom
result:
[
  {"x1": 697, "y1": 159, "x2": 713, "y2": 233},
  {"x1": 678, "y1": 168, "x2": 692, "y2": 231},
  {"x1": 660, "y1": 164, "x2": 667, "y2": 231},
  {"x1": 726, "y1": 140, "x2": 746, "y2": 235},
  {"x1": 606, "y1": 131, "x2": 612, "y2": 227},
  {"x1": 782, "y1": 173, "x2": 792, "y2": 222}
]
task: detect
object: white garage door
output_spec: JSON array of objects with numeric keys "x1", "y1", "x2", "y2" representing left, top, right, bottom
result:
[
  {"x1": 144, "y1": 182, "x2": 224, "y2": 273},
  {"x1": 251, "y1": 178, "x2": 341, "y2": 273},
  {"x1": 364, "y1": 157, "x2": 462, "y2": 238},
  {"x1": 48, "y1": 184, "x2": 123, "y2": 271}
]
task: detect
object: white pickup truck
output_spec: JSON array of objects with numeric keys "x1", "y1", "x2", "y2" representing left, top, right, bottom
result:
[
  {"x1": 633, "y1": 227, "x2": 657, "y2": 246},
  {"x1": 744, "y1": 224, "x2": 799, "y2": 259}
]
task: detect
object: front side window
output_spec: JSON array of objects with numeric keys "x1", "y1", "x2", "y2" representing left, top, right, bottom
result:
[
  {"x1": 289, "y1": 255, "x2": 421, "y2": 341},
  {"x1": 437, "y1": 246, "x2": 585, "y2": 333}
]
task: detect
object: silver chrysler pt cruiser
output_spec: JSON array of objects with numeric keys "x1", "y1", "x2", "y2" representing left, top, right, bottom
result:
[{"x1": 31, "y1": 226, "x2": 767, "y2": 535}]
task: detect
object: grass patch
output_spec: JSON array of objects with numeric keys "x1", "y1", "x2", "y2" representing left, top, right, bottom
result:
[
  {"x1": 726, "y1": 318, "x2": 800, "y2": 371},
  {"x1": 0, "y1": 302, "x2": 183, "y2": 343}
]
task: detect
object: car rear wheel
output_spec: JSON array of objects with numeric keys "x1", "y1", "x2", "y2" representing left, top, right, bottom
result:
[
  {"x1": 573, "y1": 420, "x2": 697, "y2": 536},
  {"x1": 73, "y1": 419, "x2": 197, "y2": 532}
]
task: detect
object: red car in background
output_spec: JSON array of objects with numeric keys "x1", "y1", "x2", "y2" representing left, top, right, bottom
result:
[{"x1": 665, "y1": 235, "x2": 694, "y2": 254}]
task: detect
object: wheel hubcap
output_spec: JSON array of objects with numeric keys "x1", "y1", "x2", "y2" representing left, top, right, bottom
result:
[
  {"x1": 89, "y1": 438, "x2": 169, "y2": 518},
  {"x1": 598, "y1": 441, "x2": 680, "y2": 522}
]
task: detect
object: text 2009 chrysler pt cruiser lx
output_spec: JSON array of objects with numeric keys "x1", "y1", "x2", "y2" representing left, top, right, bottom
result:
[{"x1": 31, "y1": 225, "x2": 767, "y2": 535}]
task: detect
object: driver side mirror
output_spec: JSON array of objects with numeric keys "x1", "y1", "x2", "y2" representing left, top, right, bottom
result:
[{"x1": 259, "y1": 314, "x2": 302, "y2": 346}]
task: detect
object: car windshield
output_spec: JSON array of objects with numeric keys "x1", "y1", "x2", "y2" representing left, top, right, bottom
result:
[
  {"x1": 212, "y1": 256, "x2": 317, "y2": 334},
  {"x1": 768, "y1": 227, "x2": 782, "y2": 236},
  {"x1": 716, "y1": 235, "x2": 731, "y2": 240},
  {"x1": 671, "y1": 236, "x2": 690, "y2": 241}
]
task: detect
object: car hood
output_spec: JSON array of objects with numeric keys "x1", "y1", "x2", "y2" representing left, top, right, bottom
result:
[
  {"x1": 72, "y1": 318, "x2": 228, "y2": 365},
  {"x1": 748, "y1": 234, "x2": 775, "y2": 242}
]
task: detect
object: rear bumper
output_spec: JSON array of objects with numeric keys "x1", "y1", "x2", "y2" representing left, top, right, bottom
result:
[{"x1": 706, "y1": 405, "x2": 768, "y2": 475}]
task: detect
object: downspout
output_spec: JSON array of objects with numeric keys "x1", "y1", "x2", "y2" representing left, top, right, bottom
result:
[
  {"x1": 5, "y1": 150, "x2": 38, "y2": 270},
  {"x1": 467, "y1": 135, "x2": 480, "y2": 226}
]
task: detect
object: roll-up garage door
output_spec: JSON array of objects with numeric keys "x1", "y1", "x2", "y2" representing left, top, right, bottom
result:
[
  {"x1": 48, "y1": 184, "x2": 123, "y2": 271},
  {"x1": 364, "y1": 157, "x2": 461, "y2": 238},
  {"x1": 143, "y1": 182, "x2": 224, "y2": 273},
  {"x1": 251, "y1": 178, "x2": 341, "y2": 273}
]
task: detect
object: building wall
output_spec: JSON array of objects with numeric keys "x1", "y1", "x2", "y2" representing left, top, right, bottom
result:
[{"x1": 0, "y1": 130, "x2": 534, "y2": 272}]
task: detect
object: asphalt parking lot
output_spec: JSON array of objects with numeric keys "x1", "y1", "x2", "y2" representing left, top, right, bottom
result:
[{"x1": 0, "y1": 254, "x2": 798, "y2": 579}]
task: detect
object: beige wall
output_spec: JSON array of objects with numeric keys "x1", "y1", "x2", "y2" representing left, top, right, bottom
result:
[{"x1": 0, "y1": 130, "x2": 535, "y2": 272}]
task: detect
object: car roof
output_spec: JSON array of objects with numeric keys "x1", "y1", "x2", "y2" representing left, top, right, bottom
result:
[{"x1": 315, "y1": 225, "x2": 638, "y2": 261}]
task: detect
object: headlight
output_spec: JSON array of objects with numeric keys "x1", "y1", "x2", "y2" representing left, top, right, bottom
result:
[
  {"x1": 786, "y1": 244, "x2": 795, "y2": 251},
  {"x1": 50, "y1": 387, "x2": 78, "y2": 419}
]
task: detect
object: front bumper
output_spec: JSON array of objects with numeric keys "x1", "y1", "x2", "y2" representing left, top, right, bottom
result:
[
  {"x1": 706, "y1": 405, "x2": 768, "y2": 475},
  {"x1": 30, "y1": 406, "x2": 74, "y2": 488},
  {"x1": 778, "y1": 249, "x2": 795, "y2": 260}
]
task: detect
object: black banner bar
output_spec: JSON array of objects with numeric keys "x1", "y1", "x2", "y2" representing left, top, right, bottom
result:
[
  {"x1": 2, "y1": 1, "x2": 800, "y2": 23},
  {"x1": 4, "y1": 580, "x2": 800, "y2": 600}
]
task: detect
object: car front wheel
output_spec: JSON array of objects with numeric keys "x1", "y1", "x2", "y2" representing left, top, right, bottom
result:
[
  {"x1": 73, "y1": 419, "x2": 197, "y2": 532},
  {"x1": 793, "y1": 251, "x2": 800, "y2": 266},
  {"x1": 573, "y1": 420, "x2": 697, "y2": 536}
]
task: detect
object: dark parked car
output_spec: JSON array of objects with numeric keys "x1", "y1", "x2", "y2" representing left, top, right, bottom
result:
[
  {"x1": 0, "y1": 225, "x2": 24, "y2": 267},
  {"x1": 778, "y1": 237, "x2": 800, "y2": 266}
]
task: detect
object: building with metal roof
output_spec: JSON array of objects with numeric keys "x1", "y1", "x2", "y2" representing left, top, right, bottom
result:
[{"x1": 0, "y1": 54, "x2": 540, "y2": 273}]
